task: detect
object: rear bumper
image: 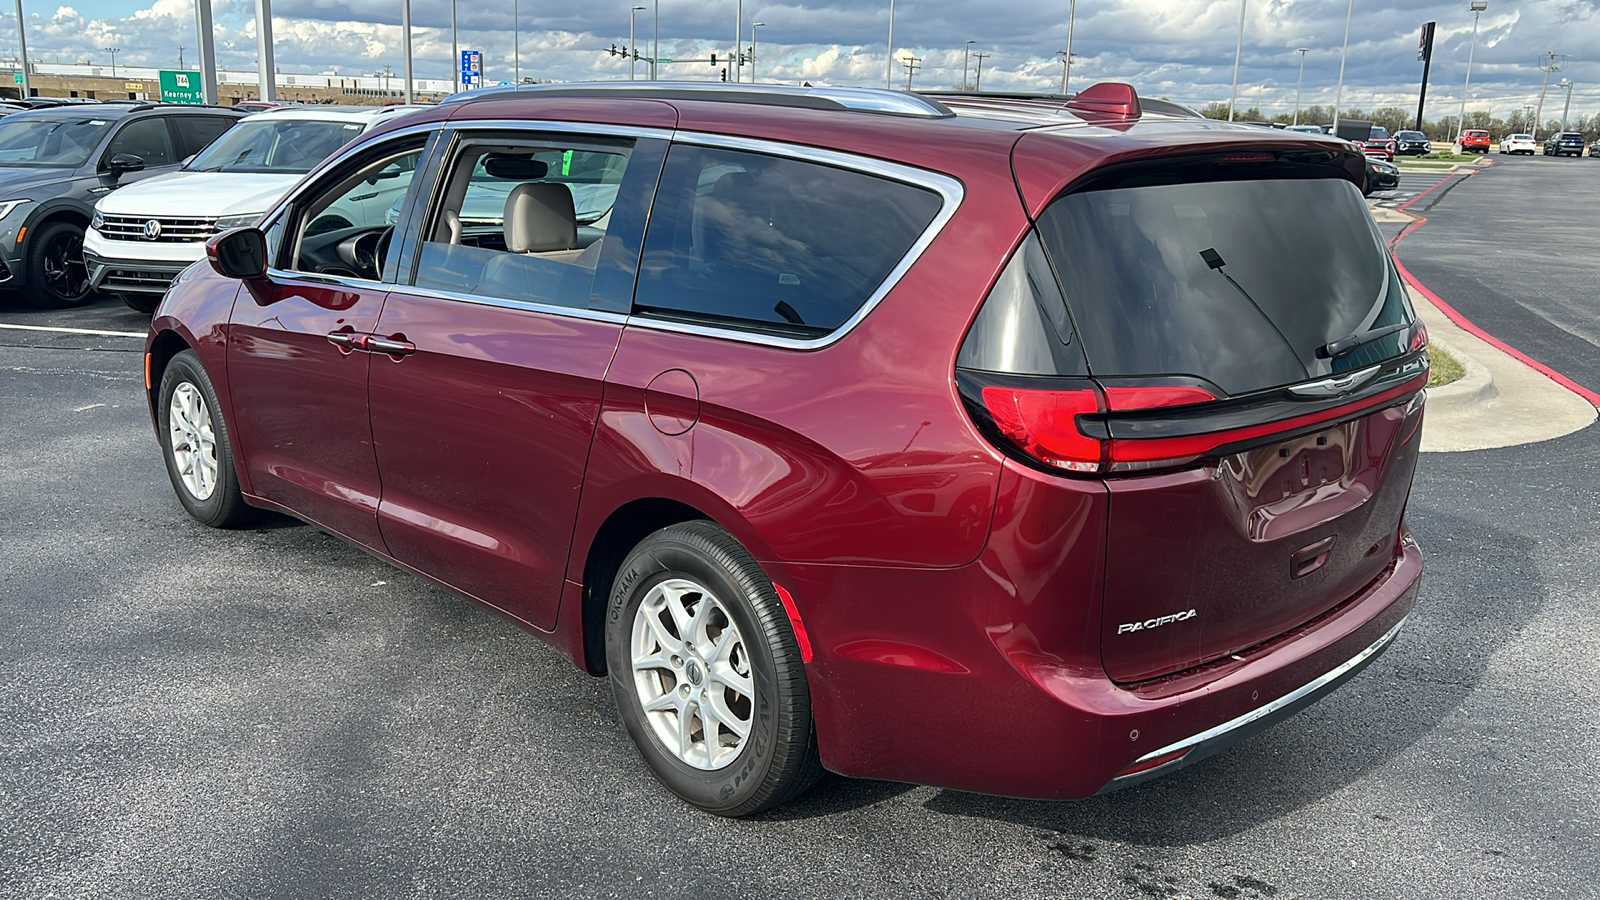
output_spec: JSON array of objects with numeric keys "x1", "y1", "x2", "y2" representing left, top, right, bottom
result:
[{"x1": 784, "y1": 469, "x2": 1423, "y2": 800}]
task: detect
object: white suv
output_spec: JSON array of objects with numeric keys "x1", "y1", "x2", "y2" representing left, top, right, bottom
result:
[{"x1": 85, "y1": 105, "x2": 423, "y2": 312}]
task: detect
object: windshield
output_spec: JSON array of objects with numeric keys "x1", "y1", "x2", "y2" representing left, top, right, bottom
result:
[
  {"x1": 0, "y1": 116, "x2": 112, "y2": 167},
  {"x1": 187, "y1": 118, "x2": 363, "y2": 174},
  {"x1": 1035, "y1": 175, "x2": 1414, "y2": 395},
  {"x1": 1396, "y1": 131, "x2": 1424, "y2": 139}
]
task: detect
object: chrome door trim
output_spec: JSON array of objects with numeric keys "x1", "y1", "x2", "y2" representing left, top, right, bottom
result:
[{"x1": 388, "y1": 283, "x2": 631, "y2": 325}]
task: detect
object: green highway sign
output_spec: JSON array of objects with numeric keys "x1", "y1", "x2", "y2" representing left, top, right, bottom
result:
[
  {"x1": 12, "y1": 73, "x2": 21, "y2": 85},
  {"x1": 158, "y1": 70, "x2": 203, "y2": 104}
]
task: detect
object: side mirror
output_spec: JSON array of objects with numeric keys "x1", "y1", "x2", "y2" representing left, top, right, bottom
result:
[
  {"x1": 106, "y1": 152, "x2": 146, "y2": 176},
  {"x1": 206, "y1": 227, "x2": 268, "y2": 280}
]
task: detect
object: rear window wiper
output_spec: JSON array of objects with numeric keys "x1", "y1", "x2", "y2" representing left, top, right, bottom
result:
[{"x1": 1318, "y1": 322, "x2": 1410, "y2": 359}]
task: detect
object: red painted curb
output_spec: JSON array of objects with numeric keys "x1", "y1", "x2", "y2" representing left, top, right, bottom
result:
[{"x1": 1387, "y1": 170, "x2": 1600, "y2": 409}]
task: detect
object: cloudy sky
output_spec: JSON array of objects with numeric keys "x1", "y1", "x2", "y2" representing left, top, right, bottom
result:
[{"x1": 11, "y1": 0, "x2": 1599, "y2": 119}]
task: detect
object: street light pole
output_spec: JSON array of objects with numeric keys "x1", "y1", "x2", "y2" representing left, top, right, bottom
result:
[
  {"x1": 1333, "y1": 0, "x2": 1354, "y2": 134},
  {"x1": 1558, "y1": 79, "x2": 1574, "y2": 133},
  {"x1": 253, "y1": 0, "x2": 275, "y2": 101},
  {"x1": 1455, "y1": 1, "x2": 1487, "y2": 141},
  {"x1": 1062, "y1": 0, "x2": 1075, "y2": 94},
  {"x1": 630, "y1": 5, "x2": 645, "y2": 81},
  {"x1": 103, "y1": 46, "x2": 119, "y2": 78},
  {"x1": 962, "y1": 39, "x2": 973, "y2": 89},
  {"x1": 401, "y1": 0, "x2": 413, "y2": 102},
  {"x1": 751, "y1": 22, "x2": 763, "y2": 83},
  {"x1": 1293, "y1": 47, "x2": 1309, "y2": 125},
  {"x1": 12, "y1": 0, "x2": 28, "y2": 98},
  {"x1": 1227, "y1": 0, "x2": 1246, "y2": 121},
  {"x1": 652, "y1": 0, "x2": 658, "y2": 81},
  {"x1": 193, "y1": 0, "x2": 217, "y2": 104},
  {"x1": 451, "y1": 0, "x2": 458, "y2": 92},
  {"x1": 885, "y1": 0, "x2": 895, "y2": 90}
]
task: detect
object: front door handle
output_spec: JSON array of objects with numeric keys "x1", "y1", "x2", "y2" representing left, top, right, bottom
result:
[{"x1": 366, "y1": 336, "x2": 416, "y2": 357}]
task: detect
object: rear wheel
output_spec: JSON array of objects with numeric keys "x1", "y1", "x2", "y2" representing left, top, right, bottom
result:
[
  {"x1": 605, "y1": 521, "x2": 822, "y2": 816},
  {"x1": 158, "y1": 350, "x2": 256, "y2": 528},
  {"x1": 23, "y1": 220, "x2": 92, "y2": 308}
]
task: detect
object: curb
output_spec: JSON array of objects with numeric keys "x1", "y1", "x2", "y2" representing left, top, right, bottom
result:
[{"x1": 1423, "y1": 332, "x2": 1496, "y2": 413}]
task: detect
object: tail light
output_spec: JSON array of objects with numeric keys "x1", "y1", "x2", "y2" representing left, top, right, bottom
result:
[{"x1": 966, "y1": 374, "x2": 1427, "y2": 476}]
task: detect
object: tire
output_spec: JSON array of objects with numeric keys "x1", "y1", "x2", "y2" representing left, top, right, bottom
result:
[
  {"x1": 157, "y1": 350, "x2": 256, "y2": 528},
  {"x1": 119, "y1": 292, "x2": 161, "y2": 314},
  {"x1": 605, "y1": 521, "x2": 822, "y2": 817},
  {"x1": 22, "y1": 220, "x2": 93, "y2": 308}
]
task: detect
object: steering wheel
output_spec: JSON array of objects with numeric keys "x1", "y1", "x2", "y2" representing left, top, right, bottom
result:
[{"x1": 373, "y1": 227, "x2": 393, "y2": 279}]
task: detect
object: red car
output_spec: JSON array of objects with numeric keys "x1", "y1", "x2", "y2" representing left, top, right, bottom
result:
[
  {"x1": 1362, "y1": 125, "x2": 1397, "y2": 160},
  {"x1": 1459, "y1": 129, "x2": 1491, "y2": 153},
  {"x1": 146, "y1": 82, "x2": 1427, "y2": 816}
]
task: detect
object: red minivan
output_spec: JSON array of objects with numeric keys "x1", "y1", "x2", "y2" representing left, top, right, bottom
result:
[{"x1": 145, "y1": 82, "x2": 1426, "y2": 816}]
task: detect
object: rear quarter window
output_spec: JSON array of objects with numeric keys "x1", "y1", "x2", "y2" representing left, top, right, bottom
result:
[{"x1": 633, "y1": 144, "x2": 944, "y2": 338}]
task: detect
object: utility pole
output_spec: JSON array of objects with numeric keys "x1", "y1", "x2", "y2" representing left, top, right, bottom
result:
[
  {"x1": 902, "y1": 54, "x2": 921, "y2": 90},
  {"x1": 1454, "y1": 1, "x2": 1487, "y2": 141},
  {"x1": 973, "y1": 51, "x2": 989, "y2": 92},
  {"x1": 1414, "y1": 20, "x2": 1436, "y2": 132},
  {"x1": 1293, "y1": 47, "x2": 1309, "y2": 125},
  {"x1": 1227, "y1": 0, "x2": 1245, "y2": 121},
  {"x1": 1532, "y1": 52, "x2": 1567, "y2": 142},
  {"x1": 1333, "y1": 0, "x2": 1354, "y2": 134},
  {"x1": 750, "y1": 22, "x2": 763, "y2": 83},
  {"x1": 178, "y1": 45, "x2": 186, "y2": 69},
  {"x1": 1062, "y1": 0, "x2": 1076, "y2": 94},
  {"x1": 962, "y1": 39, "x2": 973, "y2": 89}
]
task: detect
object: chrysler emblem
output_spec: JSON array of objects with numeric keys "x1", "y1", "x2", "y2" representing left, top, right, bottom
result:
[{"x1": 142, "y1": 219, "x2": 162, "y2": 240}]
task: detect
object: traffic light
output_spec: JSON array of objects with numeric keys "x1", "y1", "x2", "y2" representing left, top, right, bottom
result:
[
  {"x1": 609, "y1": 44, "x2": 617, "y2": 56},
  {"x1": 710, "y1": 53, "x2": 717, "y2": 66},
  {"x1": 720, "y1": 67, "x2": 727, "y2": 82}
]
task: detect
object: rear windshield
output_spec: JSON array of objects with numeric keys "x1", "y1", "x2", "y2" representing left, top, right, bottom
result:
[
  {"x1": 1465, "y1": 130, "x2": 1489, "y2": 137},
  {"x1": 1035, "y1": 175, "x2": 1413, "y2": 395},
  {"x1": 1369, "y1": 127, "x2": 1389, "y2": 139}
]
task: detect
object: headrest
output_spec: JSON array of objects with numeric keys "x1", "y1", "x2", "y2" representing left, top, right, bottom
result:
[{"x1": 504, "y1": 182, "x2": 576, "y2": 253}]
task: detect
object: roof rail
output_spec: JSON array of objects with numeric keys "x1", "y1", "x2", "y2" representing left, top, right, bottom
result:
[
  {"x1": 921, "y1": 89, "x2": 1203, "y2": 120},
  {"x1": 440, "y1": 81, "x2": 955, "y2": 119}
]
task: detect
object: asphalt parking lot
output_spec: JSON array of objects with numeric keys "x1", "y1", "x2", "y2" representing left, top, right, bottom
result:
[{"x1": 2, "y1": 157, "x2": 1598, "y2": 899}]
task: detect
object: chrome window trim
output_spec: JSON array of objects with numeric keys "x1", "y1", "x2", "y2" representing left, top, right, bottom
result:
[
  {"x1": 390, "y1": 282, "x2": 631, "y2": 325},
  {"x1": 265, "y1": 268, "x2": 386, "y2": 292},
  {"x1": 1113, "y1": 615, "x2": 1409, "y2": 780},
  {"x1": 627, "y1": 131, "x2": 966, "y2": 352}
]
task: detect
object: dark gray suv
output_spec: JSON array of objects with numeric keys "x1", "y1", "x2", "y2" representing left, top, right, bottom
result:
[{"x1": 0, "y1": 103, "x2": 244, "y2": 308}]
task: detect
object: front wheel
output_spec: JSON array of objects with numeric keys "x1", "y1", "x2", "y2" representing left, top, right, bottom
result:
[
  {"x1": 119, "y1": 292, "x2": 161, "y2": 315},
  {"x1": 23, "y1": 220, "x2": 93, "y2": 308},
  {"x1": 158, "y1": 350, "x2": 256, "y2": 528},
  {"x1": 605, "y1": 521, "x2": 822, "y2": 816}
]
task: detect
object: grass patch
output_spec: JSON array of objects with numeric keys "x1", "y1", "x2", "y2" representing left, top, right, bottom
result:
[
  {"x1": 1416, "y1": 151, "x2": 1480, "y2": 161},
  {"x1": 1428, "y1": 344, "x2": 1465, "y2": 388},
  {"x1": 1397, "y1": 161, "x2": 1457, "y2": 169}
]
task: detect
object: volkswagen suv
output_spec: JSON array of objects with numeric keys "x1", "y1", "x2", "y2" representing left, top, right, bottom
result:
[{"x1": 144, "y1": 82, "x2": 1427, "y2": 816}]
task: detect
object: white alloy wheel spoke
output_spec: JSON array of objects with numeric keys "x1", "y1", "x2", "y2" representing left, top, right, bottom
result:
[{"x1": 630, "y1": 576, "x2": 756, "y2": 772}]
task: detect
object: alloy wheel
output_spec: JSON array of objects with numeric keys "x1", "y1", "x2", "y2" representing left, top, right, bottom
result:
[
  {"x1": 630, "y1": 577, "x2": 755, "y2": 771},
  {"x1": 167, "y1": 382, "x2": 218, "y2": 501},
  {"x1": 41, "y1": 231, "x2": 89, "y2": 301}
]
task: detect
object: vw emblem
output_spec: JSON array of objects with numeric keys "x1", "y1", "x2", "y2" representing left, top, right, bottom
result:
[{"x1": 142, "y1": 219, "x2": 162, "y2": 240}]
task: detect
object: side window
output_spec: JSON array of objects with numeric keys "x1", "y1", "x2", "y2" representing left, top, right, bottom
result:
[
  {"x1": 410, "y1": 135, "x2": 633, "y2": 309},
  {"x1": 635, "y1": 145, "x2": 944, "y2": 337},
  {"x1": 103, "y1": 117, "x2": 176, "y2": 168},
  {"x1": 286, "y1": 142, "x2": 425, "y2": 281},
  {"x1": 173, "y1": 116, "x2": 236, "y2": 158}
]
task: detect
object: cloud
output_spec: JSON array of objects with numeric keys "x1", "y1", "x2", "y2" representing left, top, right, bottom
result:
[{"x1": 11, "y1": 0, "x2": 1599, "y2": 114}]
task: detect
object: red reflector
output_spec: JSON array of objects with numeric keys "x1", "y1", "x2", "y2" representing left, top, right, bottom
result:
[
  {"x1": 980, "y1": 386, "x2": 1104, "y2": 473},
  {"x1": 1104, "y1": 385, "x2": 1218, "y2": 411},
  {"x1": 1217, "y1": 152, "x2": 1275, "y2": 162},
  {"x1": 773, "y1": 584, "x2": 813, "y2": 663},
  {"x1": 1117, "y1": 747, "x2": 1192, "y2": 778},
  {"x1": 1410, "y1": 322, "x2": 1429, "y2": 352}
]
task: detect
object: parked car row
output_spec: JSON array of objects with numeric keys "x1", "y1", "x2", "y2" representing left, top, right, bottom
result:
[
  {"x1": 145, "y1": 81, "x2": 1429, "y2": 816},
  {"x1": 0, "y1": 101, "x2": 422, "y2": 310}
]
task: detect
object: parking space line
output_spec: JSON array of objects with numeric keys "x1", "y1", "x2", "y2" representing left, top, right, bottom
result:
[{"x1": 0, "y1": 323, "x2": 146, "y2": 338}]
